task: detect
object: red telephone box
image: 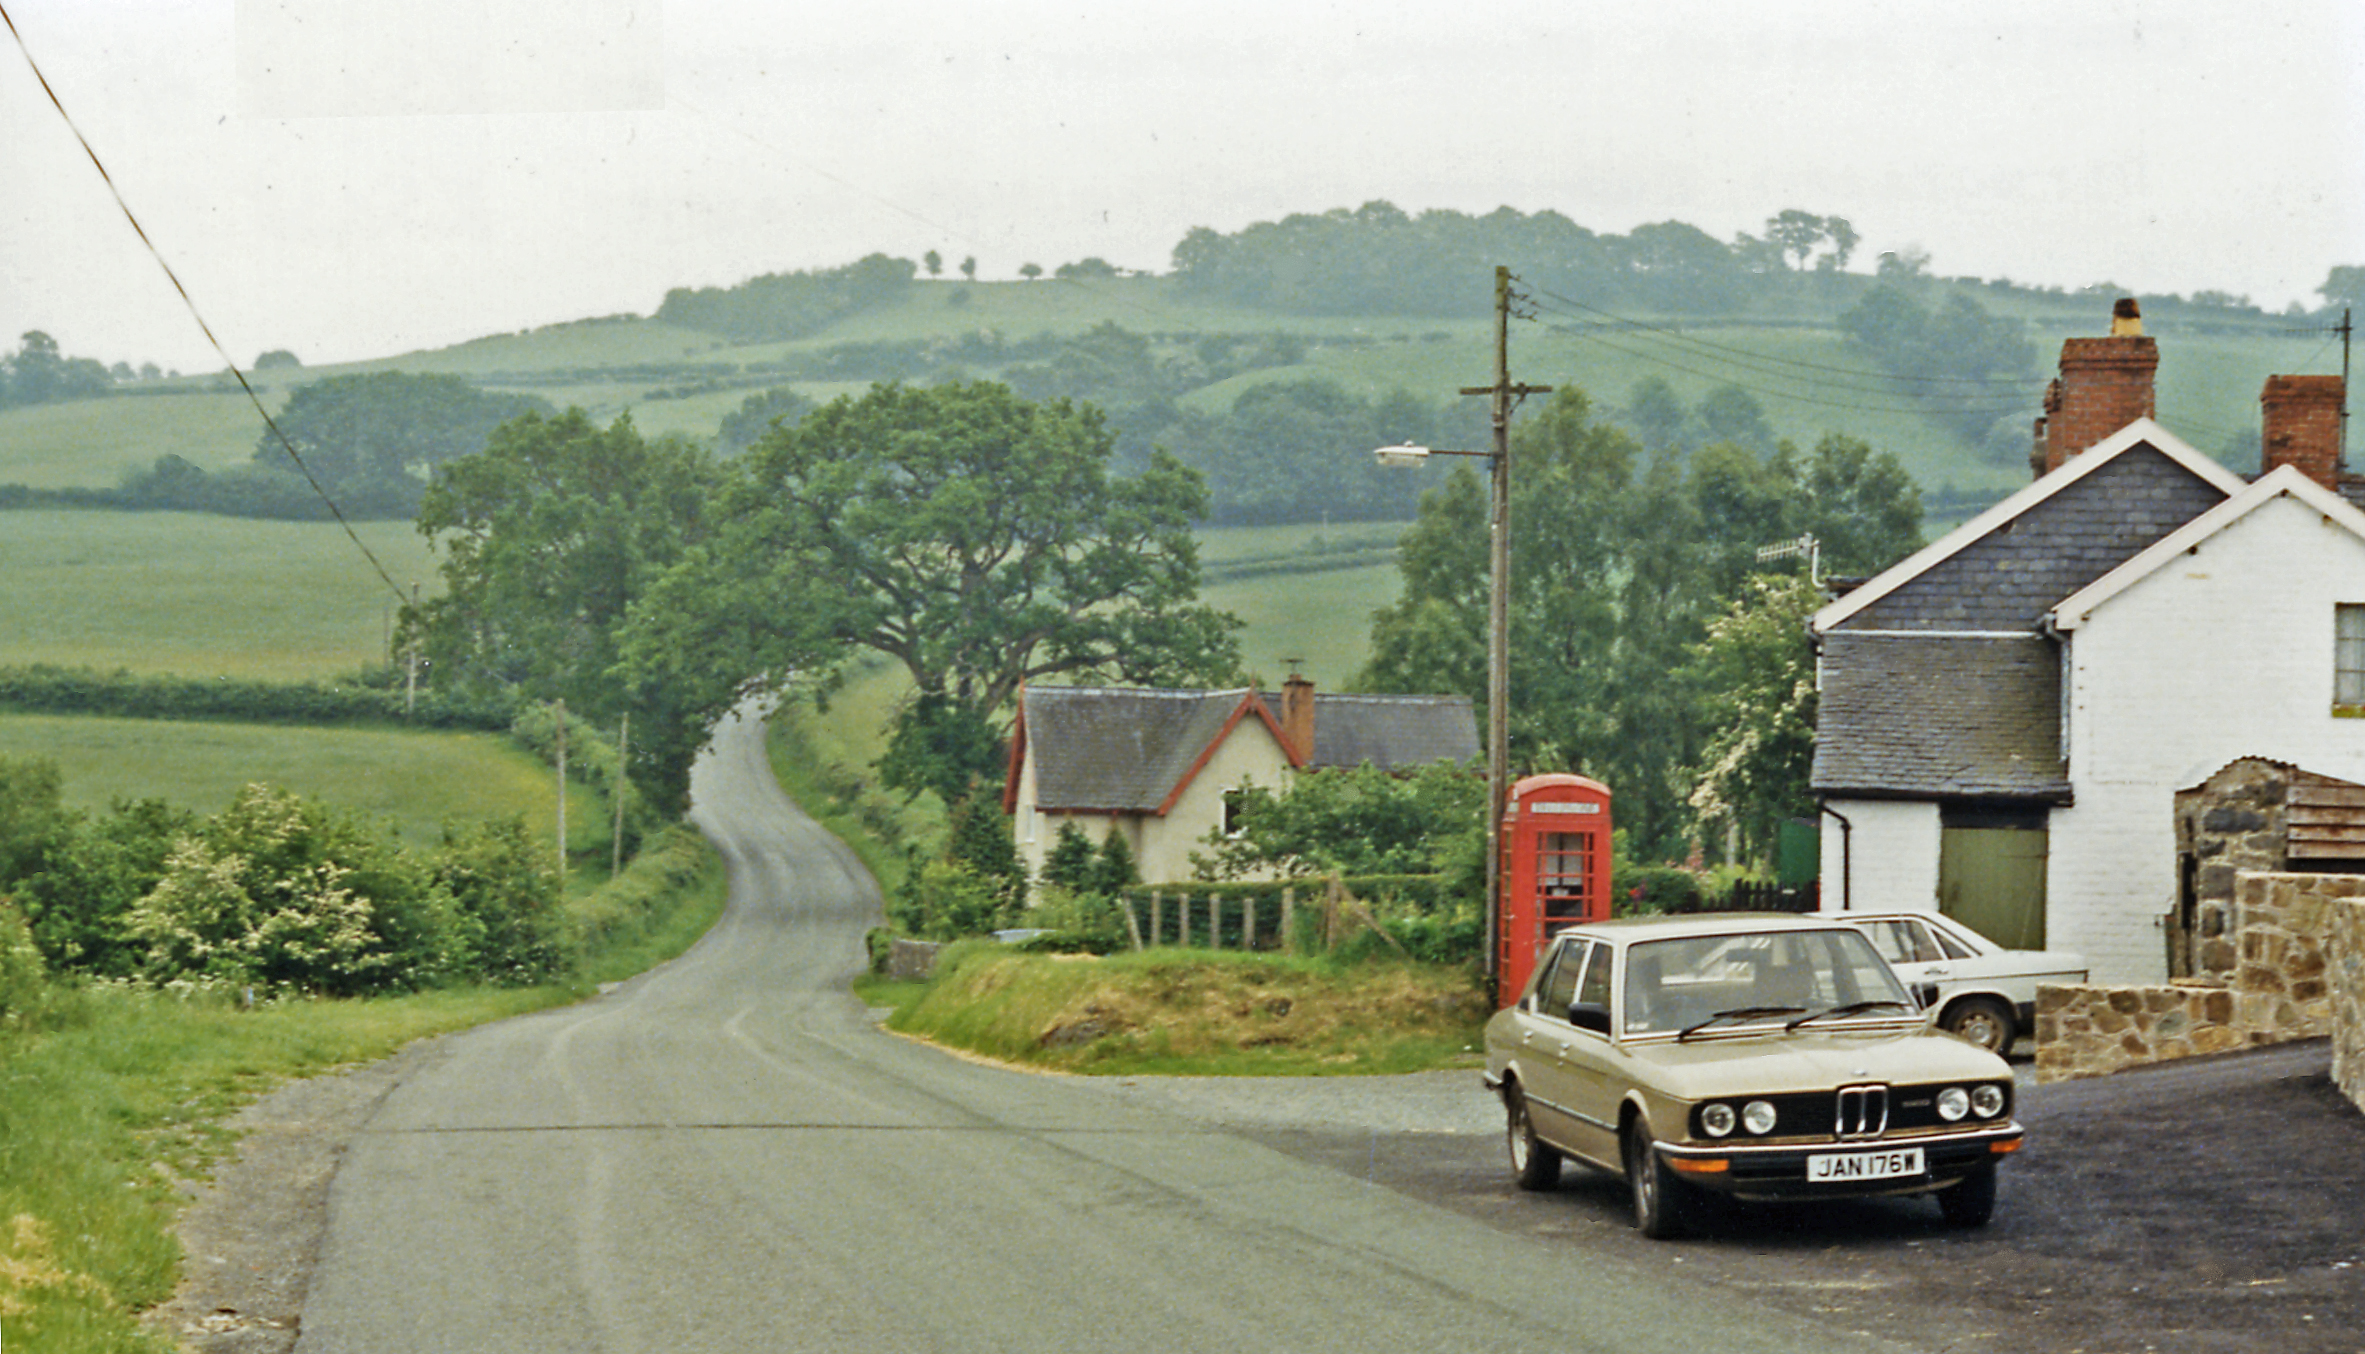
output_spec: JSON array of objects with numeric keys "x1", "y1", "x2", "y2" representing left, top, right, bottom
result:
[{"x1": 1497, "y1": 773, "x2": 1613, "y2": 1005}]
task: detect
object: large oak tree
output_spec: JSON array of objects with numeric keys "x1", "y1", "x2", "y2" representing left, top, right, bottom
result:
[{"x1": 625, "y1": 380, "x2": 1241, "y2": 801}]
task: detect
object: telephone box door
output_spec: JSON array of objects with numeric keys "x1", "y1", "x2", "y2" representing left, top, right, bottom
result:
[{"x1": 1498, "y1": 774, "x2": 1613, "y2": 1005}]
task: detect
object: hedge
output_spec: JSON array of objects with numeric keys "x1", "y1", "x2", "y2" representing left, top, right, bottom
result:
[{"x1": 0, "y1": 664, "x2": 513, "y2": 731}]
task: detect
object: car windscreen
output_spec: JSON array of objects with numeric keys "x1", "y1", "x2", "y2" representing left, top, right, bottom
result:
[{"x1": 1621, "y1": 929, "x2": 1912, "y2": 1036}]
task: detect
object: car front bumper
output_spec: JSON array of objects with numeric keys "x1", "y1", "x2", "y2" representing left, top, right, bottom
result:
[{"x1": 1654, "y1": 1122, "x2": 2023, "y2": 1201}]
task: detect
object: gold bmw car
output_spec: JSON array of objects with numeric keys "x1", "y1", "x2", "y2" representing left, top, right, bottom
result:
[{"x1": 1482, "y1": 913, "x2": 2023, "y2": 1238}]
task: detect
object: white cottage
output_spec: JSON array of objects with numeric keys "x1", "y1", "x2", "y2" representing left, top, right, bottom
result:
[
  {"x1": 1002, "y1": 676, "x2": 1476, "y2": 890},
  {"x1": 1811, "y1": 308, "x2": 2365, "y2": 984}
]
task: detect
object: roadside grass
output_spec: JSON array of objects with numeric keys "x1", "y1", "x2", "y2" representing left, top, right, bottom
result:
[
  {"x1": 0, "y1": 714, "x2": 604, "y2": 858},
  {"x1": 0, "y1": 510, "x2": 441, "y2": 680},
  {"x1": 875, "y1": 944, "x2": 1490, "y2": 1077},
  {"x1": 0, "y1": 833, "x2": 727, "y2": 1354}
]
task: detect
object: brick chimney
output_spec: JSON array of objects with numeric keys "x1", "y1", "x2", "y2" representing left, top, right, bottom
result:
[
  {"x1": 2259, "y1": 374, "x2": 2345, "y2": 489},
  {"x1": 1279, "y1": 674, "x2": 1315, "y2": 763},
  {"x1": 2033, "y1": 298, "x2": 2159, "y2": 477}
]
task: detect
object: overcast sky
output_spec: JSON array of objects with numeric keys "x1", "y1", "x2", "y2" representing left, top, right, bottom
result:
[{"x1": 4, "y1": 0, "x2": 2361, "y2": 372}]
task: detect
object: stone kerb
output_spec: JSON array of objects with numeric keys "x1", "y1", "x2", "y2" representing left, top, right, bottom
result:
[{"x1": 2334, "y1": 898, "x2": 2365, "y2": 1113}]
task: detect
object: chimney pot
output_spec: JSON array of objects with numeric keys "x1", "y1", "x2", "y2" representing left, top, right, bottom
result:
[
  {"x1": 2040, "y1": 299, "x2": 2158, "y2": 477},
  {"x1": 2259, "y1": 374, "x2": 2345, "y2": 490},
  {"x1": 1280, "y1": 675, "x2": 1316, "y2": 763}
]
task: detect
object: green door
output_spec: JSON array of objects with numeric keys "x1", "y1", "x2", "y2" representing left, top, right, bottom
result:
[{"x1": 1938, "y1": 826, "x2": 2049, "y2": 950}]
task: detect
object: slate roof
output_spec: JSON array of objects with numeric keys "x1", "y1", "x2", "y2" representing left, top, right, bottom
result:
[
  {"x1": 1020, "y1": 686, "x2": 1261, "y2": 812},
  {"x1": 1013, "y1": 685, "x2": 1478, "y2": 814},
  {"x1": 1810, "y1": 633, "x2": 2071, "y2": 801},
  {"x1": 1833, "y1": 442, "x2": 2228, "y2": 632},
  {"x1": 1308, "y1": 693, "x2": 1478, "y2": 770}
]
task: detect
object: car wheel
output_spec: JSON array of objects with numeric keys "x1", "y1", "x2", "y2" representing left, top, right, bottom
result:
[
  {"x1": 1504, "y1": 1082, "x2": 1563, "y2": 1191},
  {"x1": 1937, "y1": 1162, "x2": 1998, "y2": 1227},
  {"x1": 1623, "y1": 1118, "x2": 1689, "y2": 1239},
  {"x1": 1943, "y1": 996, "x2": 2016, "y2": 1053}
]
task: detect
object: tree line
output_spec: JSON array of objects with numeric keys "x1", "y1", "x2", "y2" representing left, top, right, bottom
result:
[{"x1": 1360, "y1": 387, "x2": 1922, "y2": 863}]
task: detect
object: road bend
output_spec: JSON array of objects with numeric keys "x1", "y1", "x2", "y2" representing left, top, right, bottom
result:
[{"x1": 294, "y1": 707, "x2": 1901, "y2": 1354}]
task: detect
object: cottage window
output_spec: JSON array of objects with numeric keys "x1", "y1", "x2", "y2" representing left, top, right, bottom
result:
[
  {"x1": 2338, "y1": 604, "x2": 2365, "y2": 710},
  {"x1": 1221, "y1": 788, "x2": 1246, "y2": 838}
]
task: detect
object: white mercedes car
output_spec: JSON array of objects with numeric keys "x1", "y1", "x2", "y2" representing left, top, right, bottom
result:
[{"x1": 1839, "y1": 911, "x2": 2088, "y2": 1054}]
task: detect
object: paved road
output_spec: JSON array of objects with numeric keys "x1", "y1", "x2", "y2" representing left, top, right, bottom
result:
[{"x1": 292, "y1": 710, "x2": 1919, "y2": 1354}]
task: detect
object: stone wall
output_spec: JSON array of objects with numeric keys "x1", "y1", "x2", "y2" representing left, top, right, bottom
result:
[
  {"x1": 2171, "y1": 758, "x2": 2290, "y2": 983},
  {"x1": 2036, "y1": 869, "x2": 2362, "y2": 1082},
  {"x1": 2334, "y1": 899, "x2": 2365, "y2": 1114}
]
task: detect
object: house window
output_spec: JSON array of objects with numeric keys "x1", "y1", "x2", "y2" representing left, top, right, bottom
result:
[
  {"x1": 2338, "y1": 605, "x2": 2365, "y2": 711},
  {"x1": 1221, "y1": 788, "x2": 1246, "y2": 838}
]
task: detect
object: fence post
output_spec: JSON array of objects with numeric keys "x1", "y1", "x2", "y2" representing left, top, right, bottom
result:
[
  {"x1": 1211, "y1": 894, "x2": 1223, "y2": 950},
  {"x1": 1282, "y1": 887, "x2": 1296, "y2": 955},
  {"x1": 1152, "y1": 891, "x2": 1164, "y2": 947},
  {"x1": 1122, "y1": 893, "x2": 1144, "y2": 951},
  {"x1": 1245, "y1": 892, "x2": 1258, "y2": 951}
]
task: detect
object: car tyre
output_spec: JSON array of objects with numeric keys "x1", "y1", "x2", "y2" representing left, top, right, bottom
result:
[
  {"x1": 1623, "y1": 1118, "x2": 1690, "y2": 1239},
  {"x1": 1937, "y1": 1162, "x2": 1998, "y2": 1227},
  {"x1": 1504, "y1": 1082, "x2": 1563, "y2": 1191},
  {"x1": 1943, "y1": 996, "x2": 2016, "y2": 1053}
]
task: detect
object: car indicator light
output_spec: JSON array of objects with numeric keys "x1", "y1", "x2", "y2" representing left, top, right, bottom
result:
[{"x1": 1668, "y1": 1157, "x2": 1729, "y2": 1174}]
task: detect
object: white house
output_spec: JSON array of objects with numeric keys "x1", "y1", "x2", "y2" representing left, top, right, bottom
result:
[
  {"x1": 1002, "y1": 676, "x2": 1476, "y2": 889},
  {"x1": 1811, "y1": 307, "x2": 2365, "y2": 984}
]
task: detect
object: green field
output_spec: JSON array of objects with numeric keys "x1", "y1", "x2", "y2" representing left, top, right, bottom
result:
[
  {"x1": 0, "y1": 510, "x2": 438, "y2": 679},
  {"x1": 0, "y1": 712, "x2": 597, "y2": 852},
  {"x1": 2, "y1": 276, "x2": 2336, "y2": 510}
]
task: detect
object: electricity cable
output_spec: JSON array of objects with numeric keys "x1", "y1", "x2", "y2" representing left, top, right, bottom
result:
[{"x1": 5, "y1": 0, "x2": 425, "y2": 606}]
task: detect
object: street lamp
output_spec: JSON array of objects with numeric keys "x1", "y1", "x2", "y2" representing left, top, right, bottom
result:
[
  {"x1": 1372, "y1": 437, "x2": 1509, "y2": 994},
  {"x1": 1369, "y1": 269, "x2": 1547, "y2": 1000}
]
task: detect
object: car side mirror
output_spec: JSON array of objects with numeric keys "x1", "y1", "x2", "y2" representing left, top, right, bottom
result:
[{"x1": 1567, "y1": 1001, "x2": 1611, "y2": 1034}]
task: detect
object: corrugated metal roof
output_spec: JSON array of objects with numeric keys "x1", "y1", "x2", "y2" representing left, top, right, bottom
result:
[{"x1": 1811, "y1": 633, "x2": 2070, "y2": 800}]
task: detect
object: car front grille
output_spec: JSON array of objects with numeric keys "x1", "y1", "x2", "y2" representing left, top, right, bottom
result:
[{"x1": 1835, "y1": 1084, "x2": 1888, "y2": 1138}]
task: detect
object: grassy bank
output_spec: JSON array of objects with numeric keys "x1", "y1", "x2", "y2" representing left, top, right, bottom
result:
[
  {"x1": 0, "y1": 831, "x2": 728, "y2": 1354},
  {"x1": 872, "y1": 944, "x2": 1489, "y2": 1077}
]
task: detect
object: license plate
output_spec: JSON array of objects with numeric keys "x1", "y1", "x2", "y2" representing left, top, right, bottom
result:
[{"x1": 1807, "y1": 1147, "x2": 1924, "y2": 1182}]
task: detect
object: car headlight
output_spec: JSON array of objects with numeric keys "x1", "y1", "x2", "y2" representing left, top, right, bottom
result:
[
  {"x1": 1741, "y1": 1100, "x2": 1777, "y2": 1135},
  {"x1": 1971, "y1": 1083, "x2": 2007, "y2": 1119},
  {"x1": 1936, "y1": 1086, "x2": 1970, "y2": 1122},
  {"x1": 1700, "y1": 1102, "x2": 1736, "y2": 1137}
]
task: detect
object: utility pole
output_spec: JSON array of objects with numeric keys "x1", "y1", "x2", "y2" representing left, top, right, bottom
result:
[
  {"x1": 612, "y1": 712, "x2": 630, "y2": 878},
  {"x1": 403, "y1": 582, "x2": 420, "y2": 718},
  {"x1": 554, "y1": 700, "x2": 568, "y2": 880},
  {"x1": 1456, "y1": 265, "x2": 1551, "y2": 997},
  {"x1": 2340, "y1": 307, "x2": 2353, "y2": 470}
]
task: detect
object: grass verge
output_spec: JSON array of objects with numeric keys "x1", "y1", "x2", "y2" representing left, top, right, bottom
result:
[
  {"x1": 872, "y1": 943, "x2": 1489, "y2": 1077},
  {"x1": 0, "y1": 832, "x2": 726, "y2": 1353}
]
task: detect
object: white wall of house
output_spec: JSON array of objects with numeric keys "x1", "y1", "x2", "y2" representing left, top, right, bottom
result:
[
  {"x1": 1136, "y1": 722, "x2": 1293, "y2": 885},
  {"x1": 1818, "y1": 798, "x2": 1941, "y2": 916},
  {"x1": 2060, "y1": 493, "x2": 2365, "y2": 981},
  {"x1": 1013, "y1": 718, "x2": 1295, "y2": 894}
]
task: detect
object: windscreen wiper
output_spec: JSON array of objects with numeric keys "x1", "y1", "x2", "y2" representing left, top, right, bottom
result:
[
  {"x1": 1677, "y1": 1006, "x2": 1805, "y2": 1041},
  {"x1": 1785, "y1": 1000, "x2": 1913, "y2": 1031}
]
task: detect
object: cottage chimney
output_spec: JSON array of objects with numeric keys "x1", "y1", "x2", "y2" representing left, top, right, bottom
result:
[
  {"x1": 2259, "y1": 374, "x2": 2345, "y2": 489},
  {"x1": 2034, "y1": 298, "x2": 2159, "y2": 477},
  {"x1": 1279, "y1": 674, "x2": 1316, "y2": 763}
]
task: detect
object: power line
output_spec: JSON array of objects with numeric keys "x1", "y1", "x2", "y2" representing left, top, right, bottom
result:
[{"x1": 3, "y1": 0, "x2": 410, "y2": 604}]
